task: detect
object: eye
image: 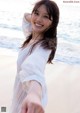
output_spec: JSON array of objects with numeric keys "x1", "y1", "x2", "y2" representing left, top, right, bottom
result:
[
  {"x1": 34, "y1": 11, "x2": 39, "y2": 16},
  {"x1": 44, "y1": 15, "x2": 49, "y2": 19}
]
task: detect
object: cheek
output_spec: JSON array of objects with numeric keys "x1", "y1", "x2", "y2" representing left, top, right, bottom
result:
[
  {"x1": 46, "y1": 21, "x2": 52, "y2": 28},
  {"x1": 31, "y1": 14, "x2": 36, "y2": 23},
  {"x1": 31, "y1": 17, "x2": 34, "y2": 23}
]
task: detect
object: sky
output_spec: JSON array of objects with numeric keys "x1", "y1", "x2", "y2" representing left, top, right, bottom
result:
[
  {"x1": 0, "y1": 0, "x2": 79, "y2": 13},
  {"x1": 0, "y1": 0, "x2": 63, "y2": 12}
]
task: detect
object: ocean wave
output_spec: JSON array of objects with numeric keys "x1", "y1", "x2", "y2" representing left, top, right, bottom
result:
[
  {"x1": 0, "y1": 35, "x2": 80, "y2": 65},
  {"x1": 0, "y1": 23, "x2": 21, "y2": 31},
  {"x1": 54, "y1": 42, "x2": 80, "y2": 65},
  {"x1": 0, "y1": 36, "x2": 23, "y2": 50},
  {"x1": 0, "y1": 5, "x2": 80, "y2": 65}
]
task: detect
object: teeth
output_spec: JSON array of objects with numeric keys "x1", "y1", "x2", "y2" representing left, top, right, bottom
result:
[{"x1": 35, "y1": 23, "x2": 43, "y2": 27}]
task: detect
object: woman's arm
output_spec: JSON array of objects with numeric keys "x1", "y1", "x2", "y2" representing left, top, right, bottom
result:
[
  {"x1": 21, "y1": 81, "x2": 44, "y2": 113},
  {"x1": 24, "y1": 13, "x2": 31, "y2": 23},
  {"x1": 19, "y1": 46, "x2": 51, "y2": 113},
  {"x1": 22, "y1": 13, "x2": 32, "y2": 37},
  {"x1": 27, "y1": 80, "x2": 42, "y2": 100}
]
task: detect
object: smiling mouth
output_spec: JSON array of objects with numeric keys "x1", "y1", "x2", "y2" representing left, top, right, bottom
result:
[{"x1": 35, "y1": 23, "x2": 43, "y2": 27}]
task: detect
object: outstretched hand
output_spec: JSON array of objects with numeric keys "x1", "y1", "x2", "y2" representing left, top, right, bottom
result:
[{"x1": 21, "y1": 93, "x2": 44, "y2": 113}]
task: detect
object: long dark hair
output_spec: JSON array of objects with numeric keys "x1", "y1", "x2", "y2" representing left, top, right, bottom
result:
[{"x1": 22, "y1": 0, "x2": 59, "y2": 63}]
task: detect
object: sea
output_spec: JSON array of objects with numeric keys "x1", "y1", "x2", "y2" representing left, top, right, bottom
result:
[{"x1": 0, "y1": 0, "x2": 80, "y2": 65}]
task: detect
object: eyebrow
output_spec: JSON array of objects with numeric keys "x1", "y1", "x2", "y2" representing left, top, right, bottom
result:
[{"x1": 35, "y1": 9, "x2": 49, "y2": 16}]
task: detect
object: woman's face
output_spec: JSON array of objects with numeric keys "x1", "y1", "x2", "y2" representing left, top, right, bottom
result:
[{"x1": 31, "y1": 5, "x2": 52, "y2": 34}]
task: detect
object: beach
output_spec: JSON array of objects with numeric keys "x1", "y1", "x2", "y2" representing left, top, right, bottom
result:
[
  {"x1": 45, "y1": 63, "x2": 80, "y2": 113},
  {"x1": 0, "y1": 53, "x2": 80, "y2": 113},
  {"x1": 0, "y1": 55, "x2": 17, "y2": 113},
  {"x1": 0, "y1": 0, "x2": 80, "y2": 113}
]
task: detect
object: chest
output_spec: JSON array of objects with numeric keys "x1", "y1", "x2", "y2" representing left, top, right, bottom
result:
[{"x1": 17, "y1": 47, "x2": 31, "y2": 70}]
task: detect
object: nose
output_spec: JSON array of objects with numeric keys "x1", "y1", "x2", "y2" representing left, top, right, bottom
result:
[{"x1": 36, "y1": 16, "x2": 42, "y2": 23}]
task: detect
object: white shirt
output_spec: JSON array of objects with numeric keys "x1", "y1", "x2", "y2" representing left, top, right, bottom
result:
[{"x1": 9, "y1": 16, "x2": 51, "y2": 113}]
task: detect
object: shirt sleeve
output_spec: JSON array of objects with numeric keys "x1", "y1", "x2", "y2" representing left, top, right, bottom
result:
[
  {"x1": 22, "y1": 14, "x2": 32, "y2": 37},
  {"x1": 19, "y1": 45, "x2": 51, "y2": 107}
]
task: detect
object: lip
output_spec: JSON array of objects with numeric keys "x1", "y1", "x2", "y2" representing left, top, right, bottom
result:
[
  {"x1": 35, "y1": 23, "x2": 43, "y2": 27},
  {"x1": 35, "y1": 23, "x2": 43, "y2": 26}
]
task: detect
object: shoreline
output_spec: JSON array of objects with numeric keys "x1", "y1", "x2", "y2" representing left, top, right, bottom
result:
[{"x1": 0, "y1": 47, "x2": 80, "y2": 66}]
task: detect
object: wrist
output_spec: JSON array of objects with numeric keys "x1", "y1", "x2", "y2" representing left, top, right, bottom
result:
[{"x1": 27, "y1": 80, "x2": 42, "y2": 101}]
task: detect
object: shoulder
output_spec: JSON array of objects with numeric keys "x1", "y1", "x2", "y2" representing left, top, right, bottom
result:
[{"x1": 32, "y1": 44, "x2": 51, "y2": 60}]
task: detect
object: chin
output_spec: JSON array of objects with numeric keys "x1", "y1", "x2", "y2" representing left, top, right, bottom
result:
[{"x1": 33, "y1": 29, "x2": 43, "y2": 34}]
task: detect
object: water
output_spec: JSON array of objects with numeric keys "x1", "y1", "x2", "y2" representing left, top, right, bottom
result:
[
  {"x1": 0, "y1": 1, "x2": 80, "y2": 65},
  {"x1": 55, "y1": 5, "x2": 80, "y2": 65}
]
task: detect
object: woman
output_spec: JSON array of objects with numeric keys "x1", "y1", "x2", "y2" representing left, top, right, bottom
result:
[{"x1": 10, "y1": 0, "x2": 59, "y2": 113}]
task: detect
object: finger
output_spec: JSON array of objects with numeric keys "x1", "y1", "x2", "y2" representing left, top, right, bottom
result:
[
  {"x1": 27, "y1": 104, "x2": 35, "y2": 113},
  {"x1": 35, "y1": 104, "x2": 44, "y2": 113},
  {"x1": 27, "y1": 103, "x2": 44, "y2": 113},
  {"x1": 21, "y1": 108, "x2": 26, "y2": 113},
  {"x1": 38, "y1": 107, "x2": 44, "y2": 113},
  {"x1": 27, "y1": 108, "x2": 33, "y2": 113},
  {"x1": 21, "y1": 104, "x2": 28, "y2": 113}
]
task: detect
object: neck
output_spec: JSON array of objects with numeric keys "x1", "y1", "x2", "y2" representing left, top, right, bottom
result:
[{"x1": 32, "y1": 32, "x2": 43, "y2": 41}]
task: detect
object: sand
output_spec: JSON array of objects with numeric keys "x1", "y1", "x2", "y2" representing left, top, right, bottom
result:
[
  {"x1": 0, "y1": 55, "x2": 17, "y2": 113},
  {"x1": 45, "y1": 63, "x2": 80, "y2": 113},
  {"x1": 0, "y1": 55, "x2": 80, "y2": 113}
]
